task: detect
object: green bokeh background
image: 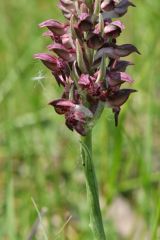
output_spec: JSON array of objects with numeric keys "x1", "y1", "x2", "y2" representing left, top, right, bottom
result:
[{"x1": 0, "y1": 0, "x2": 160, "y2": 239}]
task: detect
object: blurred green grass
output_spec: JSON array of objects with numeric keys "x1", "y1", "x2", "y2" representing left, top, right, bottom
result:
[{"x1": 0, "y1": 0, "x2": 160, "y2": 239}]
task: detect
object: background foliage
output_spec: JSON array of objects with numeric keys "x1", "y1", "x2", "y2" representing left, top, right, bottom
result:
[{"x1": 0, "y1": 0, "x2": 160, "y2": 239}]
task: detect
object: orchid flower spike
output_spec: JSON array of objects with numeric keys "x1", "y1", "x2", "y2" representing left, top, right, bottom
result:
[{"x1": 34, "y1": 0, "x2": 139, "y2": 135}]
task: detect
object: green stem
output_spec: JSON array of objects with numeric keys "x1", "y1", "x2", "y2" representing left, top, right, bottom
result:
[{"x1": 80, "y1": 131, "x2": 106, "y2": 240}]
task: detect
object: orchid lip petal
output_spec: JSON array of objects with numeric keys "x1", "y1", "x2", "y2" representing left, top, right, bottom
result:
[
  {"x1": 109, "y1": 71, "x2": 134, "y2": 83},
  {"x1": 112, "y1": 60, "x2": 134, "y2": 71},
  {"x1": 87, "y1": 34, "x2": 104, "y2": 49},
  {"x1": 116, "y1": 0, "x2": 136, "y2": 8},
  {"x1": 77, "y1": 13, "x2": 93, "y2": 32},
  {"x1": 106, "y1": 89, "x2": 137, "y2": 108},
  {"x1": 102, "y1": 0, "x2": 135, "y2": 19},
  {"x1": 78, "y1": 74, "x2": 91, "y2": 87},
  {"x1": 94, "y1": 44, "x2": 140, "y2": 61},
  {"x1": 111, "y1": 20, "x2": 125, "y2": 30},
  {"x1": 116, "y1": 44, "x2": 141, "y2": 55}
]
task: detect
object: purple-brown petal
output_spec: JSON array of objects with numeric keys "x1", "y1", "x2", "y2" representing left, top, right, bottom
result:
[
  {"x1": 94, "y1": 44, "x2": 140, "y2": 61},
  {"x1": 65, "y1": 117, "x2": 87, "y2": 136},
  {"x1": 101, "y1": 0, "x2": 116, "y2": 12},
  {"x1": 109, "y1": 71, "x2": 134, "y2": 83},
  {"x1": 94, "y1": 47, "x2": 118, "y2": 61},
  {"x1": 78, "y1": 13, "x2": 93, "y2": 32},
  {"x1": 34, "y1": 53, "x2": 58, "y2": 71},
  {"x1": 78, "y1": 74, "x2": 91, "y2": 87},
  {"x1": 59, "y1": 0, "x2": 75, "y2": 12},
  {"x1": 116, "y1": 0, "x2": 136, "y2": 9},
  {"x1": 112, "y1": 107, "x2": 120, "y2": 127},
  {"x1": 102, "y1": 0, "x2": 135, "y2": 19},
  {"x1": 104, "y1": 20, "x2": 124, "y2": 35},
  {"x1": 61, "y1": 33, "x2": 75, "y2": 49},
  {"x1": 43, "y1": 30, "x2": 61, "y2": 43},
  {"x1": 58, "y1": 3, "x2": 74, "y2": 19},
  {"x1": 106, "y1": 89, "x2": 137, "y2": 108},
  {"x1": 111, "y1": 20, "x2": 125, "y2": 31},
  {"x1": 48, "y1": 43, "x2": 76, "y2": 62},
  {"x1": 87, "y1": 33, "x2": 104, "y2": 49},
  {"x1": 52, "y1": 73, "x2": 66, "y2": 86},
  {"x1": 115, "y1": 44, "x2": 141, "y2": 56},
  {"x1": 39, "y1": 19, "x2": 68, "y2": 35},
  {"x1": 49, "y1": 99, "x2": 76, "y2": 114},
  {"x1": 65, "y1": 104, "x2": 93, "y2": 135},
  {"x1": 112, "y1": 60, "x2": 133, "y2": 72}
]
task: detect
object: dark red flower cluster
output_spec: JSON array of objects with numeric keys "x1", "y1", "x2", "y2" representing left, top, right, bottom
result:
[{"x1": 34, "y1": 0, "x2": 139, "y2": 136}]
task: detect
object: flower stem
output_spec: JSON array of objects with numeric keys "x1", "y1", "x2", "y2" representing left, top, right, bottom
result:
[{"x1": 80, "y1": 131, "x2": 106, "y2": 240}]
